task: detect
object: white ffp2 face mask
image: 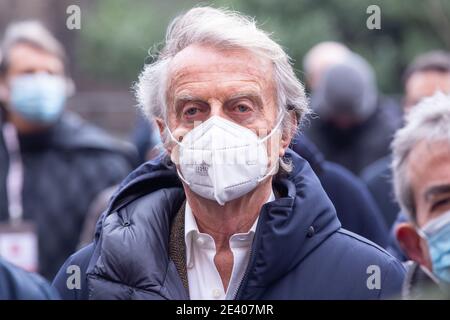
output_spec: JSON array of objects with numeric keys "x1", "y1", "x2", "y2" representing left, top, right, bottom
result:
[{"x1": 168, "y1": 115, "x2": 283, "y2": 205}]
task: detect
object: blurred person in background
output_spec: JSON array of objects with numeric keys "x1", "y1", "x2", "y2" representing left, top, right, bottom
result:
[
  {"x1": 392, "y1": 93, "x2": 450, "y2": 299},
  {"x1": 54, "y1": 7, "x2": 404, "y2": 300},
  {"x1": 362, "y1": 51, "x2": 450, "y2": 229},
  {"x1": 305, "y1": 52, "x2": 402, "y2": 175},
  {"x1": 132, "y1": 113, "x2": 163, "y2": 163},
  {"x1": 0, "y1": 21, "x2": 138, "y2": 280},
  {"x1": 290, "y1": 134, "x2": 388, "y2": 247},
  {"x1": 0, "y1": 256, "x2": 58, "y2": 299},
  {"x1": 77, "y1": 113, "x2": 163, "y2": 248},
  {"x1": 296, "y1": 42, "x2": 390, "y2": 246},
  {"x1": 302, "y1": 41, "x2": 351, "y2": 91}
]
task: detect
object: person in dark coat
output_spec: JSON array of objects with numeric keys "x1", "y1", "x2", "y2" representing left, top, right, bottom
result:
[
  {"x1": 53, "y1": 7, "x2": 404, "y2": 300},
  {"x1": 0, "y1": 257, "x2": 59, "y2": 299},
  {"x1": 305, "y1": 53, "x2": 402, "y2": 175},
  {"x1": 361, "y1": 50, "x2": 450, "y2": 229},
  {"x1": 291, "y1": 134, "x2": 388, "y2": 247},
  {"x1": 361, "y1": 155, "x2": 400, "y2": 228},
  {"x1": 0, "y1": 21, "x2": 137, "y2": 279},
  {"x1": 131, "y1": 113, "x2": 162, "y2": 163}
]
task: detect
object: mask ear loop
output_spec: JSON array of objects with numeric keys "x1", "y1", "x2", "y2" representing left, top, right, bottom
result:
[
  {"x1": 164, "y1": 122, "x2": 192, "y2": 186},
  {"x1": 416, "y1": 228, "x2": 428, "y2": 243},
  {"x1": 421, "y1": 210, "x2": 450, "y2": 235},
  {"x1": 257, "y1": 112, "x2": 285, "y2": 182}
]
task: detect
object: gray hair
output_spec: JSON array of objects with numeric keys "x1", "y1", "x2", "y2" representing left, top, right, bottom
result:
[
  {"x1": 392, "y1": 92, "x2": 450, "y2": 220},
  {"x1": 135, "y1": 6, "x2": 309, "y2": 139},
  {"x1": 0, "y1": 20, "x2": 66, "y2": 75}
]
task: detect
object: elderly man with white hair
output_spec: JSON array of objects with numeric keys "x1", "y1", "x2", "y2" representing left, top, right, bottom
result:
[
  {"x1": 392, "y1": 93, "x2": 450, "y2": 299},
  {"x1": 54, "y1": 7, "x2": 404, "y2": 300}
]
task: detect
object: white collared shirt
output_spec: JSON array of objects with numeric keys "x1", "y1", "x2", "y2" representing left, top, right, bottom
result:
[{"x1": 184, "y1": 191, "x2": 275, "y2": 300}]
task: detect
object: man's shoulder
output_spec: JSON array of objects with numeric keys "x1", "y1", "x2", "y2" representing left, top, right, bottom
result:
[
  {"x1": 0, "y1": 258, "x2": 59, "y2": 300},
  {"x1": 55, "y1": 113, "x2": 138, "y2": 164},
  {"x1": 329, "y1": 228, "x2": 405, "y2": 264},
  {"x1": 314, "y1": 228, "x2": 406, "y2": 278},
  {"x1": 299, "y1": 228, "x2": 405, "y2": 298},
  {"x1": 52, "y1": 243, "x2": 95, "y2": 300},
  {"x1": 329, "y1": 229, "x2": 405, "y2": 286}
]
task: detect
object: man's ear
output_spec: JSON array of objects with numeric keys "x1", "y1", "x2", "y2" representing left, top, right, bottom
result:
[
  {"x1": 155, "y1": 116, "x2": 174, "y2": 157},
  {"x1": 396, "y1": 222, "x2": 432, "y2": 269},
  {"x1": 279, "y1": 110, "x2": 297, "y2": 157},
  {"x1": 155, "y1": 117, "x2": 165, "y2": 139}
]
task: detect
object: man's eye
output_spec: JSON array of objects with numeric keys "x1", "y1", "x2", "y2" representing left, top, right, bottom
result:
[
  {"x1": 431, "y1": 198, "x2": 450, "y2": 211},
  {"x1": 235, "y1": 104, "x2": 251, "y2": 112},
  {"x1": 185, "y1": 107, "x2": 199, "y2": 116}
]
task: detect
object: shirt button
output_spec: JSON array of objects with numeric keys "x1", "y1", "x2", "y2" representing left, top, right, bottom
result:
[
  {"x1": 212, "y1": 289, "x2": 221, "y2": 299},
  {"x1": 197, "y1": 237, "x2": 205, "y2": 245}
]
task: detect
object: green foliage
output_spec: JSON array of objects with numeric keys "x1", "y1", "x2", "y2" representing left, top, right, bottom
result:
[
  {"x1": 78, "y1": 0, "x2": 196, "y2": 85},
  {"x1": 78, "y1": 0, "x2": 450, "y2": 93}
]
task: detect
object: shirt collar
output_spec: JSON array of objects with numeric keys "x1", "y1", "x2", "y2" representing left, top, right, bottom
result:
[{"x1": 184, "y1": 190, "x2": 275, "y2": 268}]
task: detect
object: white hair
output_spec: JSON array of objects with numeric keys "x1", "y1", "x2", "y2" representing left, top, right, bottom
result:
[
  {"x1": 392, "y1": 92, "x2": 450, "y2": 220},
  {"x1": 135, "y1": 6, "x2": 309, "y2": 138}
]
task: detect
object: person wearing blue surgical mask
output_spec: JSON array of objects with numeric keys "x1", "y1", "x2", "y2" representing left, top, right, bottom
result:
[
  {"x1": 0, "y1": 21, "x2": 138, "y2": 281},
  {"x1": 393, "y1": 93, "x2": 450, "y2": 299},
  {"x1": 0, "y1": 33, "x2": 68, "y2": 132}
]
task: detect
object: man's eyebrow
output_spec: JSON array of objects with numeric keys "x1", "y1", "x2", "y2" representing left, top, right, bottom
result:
[
  {"x1": 227, "y1": 92, "x2": 264, "y2": 108},
  {"x1": 424, "y1": 184, "x2": 450, "y2": 201},
  {"x1": 174, "y1": 93, "x2": 204, "y2": 102},
  {"x1": 228, "y1": 92, "x2": 262, "y2": 101}
]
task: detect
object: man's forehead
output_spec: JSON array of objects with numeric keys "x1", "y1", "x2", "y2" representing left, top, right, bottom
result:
[
  {"x1": 8, "y1": 42, "x2": 63, "y2": 72},
  {"x1": 168, "y1": 44, "x2": 273, "y2": 79},
  {"x1": 407, "y1": 71, "x2": 450, "y2": 92},
  {"x1": 409, "y1": 140, "x2": 450, "y2": 167},
  {"x1": 409, "y1": 141, "x2": 450, "y2": 191}
]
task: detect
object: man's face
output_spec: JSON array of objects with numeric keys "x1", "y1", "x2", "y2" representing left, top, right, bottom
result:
[
  {"x1": 2, "y1": 42, "x2": 64, "y2": 103},
  {"x1": 408, "y1": 141, "x2": 450, "y2": 228},
  {"x1": 397, "y1": 141, "x2": 450, "y2": 270},
  {"x1": 404, "y1": 71, "x2": 450, "y2": 113},
  {"x1": 160, "y1": 44, "x2": 288, "y2": 158},
  {"x1": 0, "y1": 42, "x2": 66, "y2": 129}
]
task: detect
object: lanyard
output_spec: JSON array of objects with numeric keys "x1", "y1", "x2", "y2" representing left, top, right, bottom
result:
[{"x1": 2, "y1": 122, "x2": 24, "y2": 223}]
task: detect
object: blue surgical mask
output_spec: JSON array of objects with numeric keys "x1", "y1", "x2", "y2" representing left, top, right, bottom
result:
[
  {"x1": 420, "y1": 210, "x2": 450, "y2": 284},
  {"x1": 9, "y1": 73, "x2": 66, "y2": 124}
]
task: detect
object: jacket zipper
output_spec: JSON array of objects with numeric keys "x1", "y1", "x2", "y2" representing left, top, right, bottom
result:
[{"x1": 233, "y1": 224, "x2": 261, "y2": 299}]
